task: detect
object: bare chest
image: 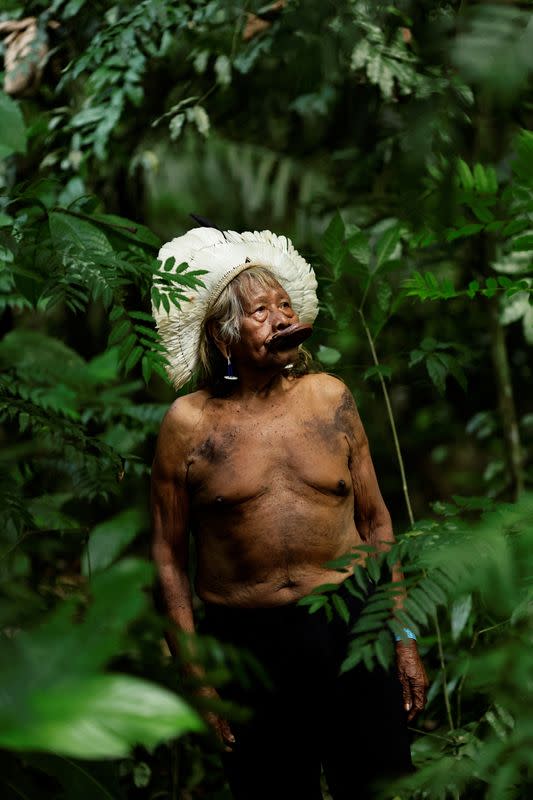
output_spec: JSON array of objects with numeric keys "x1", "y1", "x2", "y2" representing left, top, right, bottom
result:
[{"x1": 186, "y1": 404, "x2": 351, "y2": 507}]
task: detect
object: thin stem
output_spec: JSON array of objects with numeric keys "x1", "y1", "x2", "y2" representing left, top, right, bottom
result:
[
  {"x1": 435, "y1": 613, "x2": 454, "y2": 732},
  {"x1": 5, "y1": 782, "x2": 31, "y2": 800},
  {"x1": 358, "y1": 306, "x2": 454, "y2": 732},
  {"x1": 359, "y1": 277, "x2": 372, "y2": 316},
  {"x1": 55, "y1": 756, "x2": 116, "y2": 799},
  {"x1": 358, "y1": 309, "x2": 414, "y2": 526},
  {"x1": 85, "y1": 531, "x2": 92, "y2": 582},
  {"x1": 456, "y1": 619, "x2": 509, "y2": 727},
  {"x1": 407, "y1": 726, "x2": 455, "y2": 744},
  {"x1": 488, "y1": 296, "x2": 523, "y2": 500}
]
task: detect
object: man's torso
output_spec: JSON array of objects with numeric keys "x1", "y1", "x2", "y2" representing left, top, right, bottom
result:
[{"x1": 175, "y1": 373, "x2": 364, "y2": 606}]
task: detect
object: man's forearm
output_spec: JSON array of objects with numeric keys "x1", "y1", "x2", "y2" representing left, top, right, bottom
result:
[
  {"x1": 366, "y1": 522, "x2": 407, "y2": 614},
  {"x1": 157, "y1": 562, "x2": 204, "y2": 677}
]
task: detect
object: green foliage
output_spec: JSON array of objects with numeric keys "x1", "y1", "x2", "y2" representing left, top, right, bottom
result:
[
  {"x1": 0, "y1": 91, "x2": 26, "y2": 157},
  {"x1": 310, "y1": 495, "x2": 533, "y2": 798},
  {"x1": 0, "y1": 559, "x2": 203, "y2": 758},
  {"x1": 1, "y1": 0, "x2": 532, "y2": 797}
]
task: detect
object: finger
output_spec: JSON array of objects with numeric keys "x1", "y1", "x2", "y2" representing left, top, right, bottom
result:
[
  {"x1": 399, "y1": 674, "x2": 413, "y2": 715},
  {"x1": 407, "y1": 683, "x2": 427, "y2": 721},
  {"x1": 220, "y1": 718, "x2": 236, "y2": 745},
  {"x1": 219, "y1": 718, "x2": 235, "y2": 752},
  {"x1": 205, "y1": 712, "x2": 226, "y2": 742}
]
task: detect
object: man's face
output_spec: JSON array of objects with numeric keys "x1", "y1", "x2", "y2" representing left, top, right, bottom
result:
[{"x1": 232, "y1": 280, "x2": 299, "y2": 369}]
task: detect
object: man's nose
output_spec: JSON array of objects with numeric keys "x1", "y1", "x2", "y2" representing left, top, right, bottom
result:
[{"x1": 271, "y1": 309, "x2": 291, "y2": 330}]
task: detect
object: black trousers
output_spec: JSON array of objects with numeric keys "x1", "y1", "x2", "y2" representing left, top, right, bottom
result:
[{"x1": 202, "y1": 578, "x2": 413, "y2": 800}]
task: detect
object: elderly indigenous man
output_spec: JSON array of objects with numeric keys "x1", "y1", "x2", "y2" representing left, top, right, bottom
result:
[{"x1": 151, "y1": 227, "x2": 428, "y2": 800}]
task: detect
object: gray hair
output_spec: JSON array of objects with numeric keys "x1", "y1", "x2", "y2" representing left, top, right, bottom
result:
[{"x1": 197, "y1": 265, "x2": 311, "y2": 389}]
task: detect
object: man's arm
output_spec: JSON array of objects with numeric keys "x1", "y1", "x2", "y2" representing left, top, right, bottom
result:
[
  {"x1": 334, "y1": 381, "x2": 429, "y2": 721},
  {"x1": 151, "y1": 401, "x2": 235, "y2": 749},
  {"x1": 151, "y1": 403, "x2": 194, "y2": 648}
]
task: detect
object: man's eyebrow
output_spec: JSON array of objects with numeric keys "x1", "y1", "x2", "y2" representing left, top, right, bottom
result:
[{"x1": 246, "y1": 291, "x2": 289, "y2": 305}]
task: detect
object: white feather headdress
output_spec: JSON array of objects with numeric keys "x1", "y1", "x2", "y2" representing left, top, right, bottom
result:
[{"x1": 152, "y1": 227, "x2": 319, "y2": 390}]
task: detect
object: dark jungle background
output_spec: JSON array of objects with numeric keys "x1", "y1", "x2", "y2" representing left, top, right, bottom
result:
[{"x1": 0, "y1": 1, "x2": 532, "y2": 798}]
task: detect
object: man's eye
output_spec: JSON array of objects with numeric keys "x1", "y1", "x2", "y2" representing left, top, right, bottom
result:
[{"x1": 255, "y1": 306, "x2": 266, "y2": 313}]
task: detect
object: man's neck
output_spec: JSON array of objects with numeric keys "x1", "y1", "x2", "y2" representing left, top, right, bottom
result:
[{"x1": 232, "y1": 368, "x2": 290, "y2": 402}]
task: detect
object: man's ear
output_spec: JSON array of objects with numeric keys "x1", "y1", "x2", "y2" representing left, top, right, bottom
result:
[{"x1": 207, "y1": 321, "x2": 229, "y2": 360}]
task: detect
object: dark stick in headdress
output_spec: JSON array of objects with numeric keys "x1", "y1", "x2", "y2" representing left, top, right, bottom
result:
[{"x1": 189, "y1": 214, "x2": 227, "y2": 239}]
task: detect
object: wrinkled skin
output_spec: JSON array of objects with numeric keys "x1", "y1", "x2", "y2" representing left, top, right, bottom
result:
[
  {"x1": 396, "y1": 641, "x2": 429, "y2": 722},
  {"x1": 152, "y1": 279, "x2": 428, "y2": 750}
]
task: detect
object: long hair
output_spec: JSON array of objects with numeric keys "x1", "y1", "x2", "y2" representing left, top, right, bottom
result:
[{"x1": 196, "y1": 266, "x2": 313, "y2": 394}]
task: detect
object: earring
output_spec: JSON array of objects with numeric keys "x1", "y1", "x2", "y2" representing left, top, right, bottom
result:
[{"x1": 224, "y1": 354, "x2": 238, "y2": 381}]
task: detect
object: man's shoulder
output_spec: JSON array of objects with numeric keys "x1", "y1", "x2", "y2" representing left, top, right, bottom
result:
[
  {"x1": 154, "y1": 390, "x2": 211, "y2": 474},
  {"x1": 297, "y1": 372, "x2": 352, "y2": 404},
  {"x1": 161, "y1": 389, "x2": 211, "y2": 434}
]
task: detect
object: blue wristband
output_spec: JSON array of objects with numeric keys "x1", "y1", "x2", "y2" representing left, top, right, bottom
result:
[{"x1": 394, "y1": 627, "x2": 417, "y2": 642}]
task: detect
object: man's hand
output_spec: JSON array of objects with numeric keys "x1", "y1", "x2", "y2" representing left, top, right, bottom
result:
[
  {"x1": 395, "y1": 641, "x2": 429, "y2": 722},
  {"x1": 196, "y1": 685, "x2": 236, "y2": 752}
]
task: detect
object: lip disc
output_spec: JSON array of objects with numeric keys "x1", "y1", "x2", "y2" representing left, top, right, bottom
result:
[{"x1": 266, "y1": 323, "x2": 313, "y2": 352}]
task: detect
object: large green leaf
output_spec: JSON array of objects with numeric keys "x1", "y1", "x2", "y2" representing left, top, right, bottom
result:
[
  {"x1": 0, "y1": 92, "x2": 27, "y2": 158},
  {"x1": 82, "y1": 508, "x2": 147, "y2": 575},
  {"x1": 0, "y1": 674, "x2": 203, "y2": 758}
]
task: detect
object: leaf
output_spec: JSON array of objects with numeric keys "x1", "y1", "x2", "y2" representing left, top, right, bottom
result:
[
  {"x1": 473, "y1": 163, "x2": 489, "y2": 193},
  {"x1": 373, "y1": 225, "x2": 401, "y2": 274},
  {"x1": 214, "y1": 54, "x2": 232, "y2": 86},
  {"x1": 109, "y1": 306, "x2": 125, "y2": 322},
  {"x1": 511, "y1": 234, "x2": 533, "y2": 251},
  {"x1": 451, "y1": 594, "x2": 473, "y2": 641},
  {"x1": 482, "y1": 276, "x2": 499, "y2": 298},
  {"x1": 366, "y1": 557, "x2": 380, "y2": 584},
  {"x1": 91, "y1": 213, "x2": 159, "y2": 248},
  {"x1": 408, "y1": 349, "x2": 425, "y2": 367},
  {"x1": 141, "y1": 355, "x2": 152, "y2": 385},
  {"x1": 484, "y1": 166, "x2": 498, "y2": 193},
  {"x1": 346, "y1": 230, "x2": 370, "y2": 266},
  {"x1": 332, "y1": 593, "x2": 350, "y2": 624},
  {"x1": 426, "y1": 354, "x2": 447, "y2": 394},
  {"x1": 467, "y1": 280, "x2": 480, "y2": 299},
  {"x1": 470, "y1": 202, "x2": 494, "y2": 223},
  {"x1": 457, "y1": 159, "x2": 474, "y2": 190},
  {"x1": 124, "y1": 345, "x2": 143, "y2": 373},
  {"x1": 363, "y1": 365, "x2": 392, "y2": 382},
  {"x1": 316, "y1": 345, "x2": 341, "y2": 366},
  {"x1": 82, "y1": 508, "x2": 146, "y2": 575},
  {"x1": 322, "y1": 212, "x2": 345, "y2": 273},
  {"x1": 375, "y1": 279, "x2": 392, "y2": 312},
  {"x1": 187, "y1": 105, "x2": 210, "y2": 137},
  {"x1": 446, "y1": 223, "x2": 484, "y2": 242},
  {"x1": 108, "y1": 319, "x2": 131, "y2": 345},
  {"x1": 437, "y1": 353, "x2": 468, "y2": 391},
  {"x1": 49, "y1": 212, "x2": 112, "y2": 256},
  {"x1": 0, "y1": 91, "x2": 27, "y2": 157},
  {"x1": 0, "y1": 674, "x2": 203, "y2": 758},
  {"x1": 169, "y1": 113, "x2": 185, "y2": 140},
  {"x1": 64, "y1": 0, "x2": 89, "y2": 17}
]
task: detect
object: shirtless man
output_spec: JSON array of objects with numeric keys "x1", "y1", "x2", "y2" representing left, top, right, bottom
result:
[{"x1": 151, "y1": 228, "x2": 428, "y2": 800}]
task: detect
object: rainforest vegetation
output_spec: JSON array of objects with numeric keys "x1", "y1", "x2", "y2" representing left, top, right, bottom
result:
[{"x1": 0, "y1": 1, "x2": 532, "y2": 798}]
